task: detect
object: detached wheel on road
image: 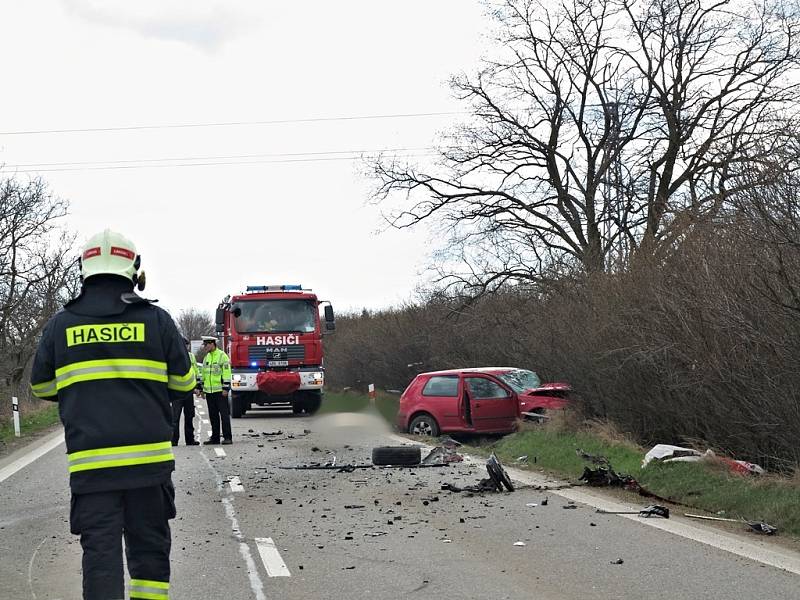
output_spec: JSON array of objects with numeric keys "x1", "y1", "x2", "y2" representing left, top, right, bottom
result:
[
  {"x1": 372, "y1": 446, "x2": 422, "y2": 466},
  {"x1": 408, "y1": 414, "x2": 440, "y2": 437},
  {"x1": 487, "y1": 453, "x2": 514, "y2": 492}
]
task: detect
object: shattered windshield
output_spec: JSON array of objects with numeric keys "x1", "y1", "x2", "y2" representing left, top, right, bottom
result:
[
  {"x1": 233, "y1": 300, "x2": 316, "y2": 333},
  {"x1": 496, "y1": 370, "x2": 541, "y2": 392}
]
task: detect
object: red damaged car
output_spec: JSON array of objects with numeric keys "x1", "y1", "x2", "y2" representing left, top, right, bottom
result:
[{"x1": 396, "y1": 367, "x2": 571, "y2": 437}]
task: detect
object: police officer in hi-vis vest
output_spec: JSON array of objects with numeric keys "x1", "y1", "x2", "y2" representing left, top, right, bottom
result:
[
  {"x1": 30, "y1": 229, "x2": 194, "y2": 600},
  {"x1": 200, "y1": 335, "x2": 233, "y2": 444}
]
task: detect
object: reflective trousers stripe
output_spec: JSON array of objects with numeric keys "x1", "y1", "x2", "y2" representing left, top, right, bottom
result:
[
  {"x1": 68, "y1": 441, "x2": 174, "y2": 473},
  {"x1": 55, "y1": 359, "x2": 168, "y2": 390},
  {"x1": 130, "y1": 578, "x2": 169, "y2": 599}
]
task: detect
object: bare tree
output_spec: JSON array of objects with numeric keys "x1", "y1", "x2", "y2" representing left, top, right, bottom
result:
[
  {"x1": 175, "y1": 308, "x2": 214, "y2": 341},
  {"x1": 0, "y1": 177, "x2": 77, "y2": 402},
  {"x1": 373, "y1": 0, "x2": 800, "y2": 291}
]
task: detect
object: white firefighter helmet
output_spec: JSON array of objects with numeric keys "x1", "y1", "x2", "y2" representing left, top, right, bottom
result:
[{"x1": 79, "y1": 229, "x2": 144, "y2": 287}]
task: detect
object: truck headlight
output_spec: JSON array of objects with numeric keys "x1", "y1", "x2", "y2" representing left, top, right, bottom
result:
[{"x1": 232, "y1": 374, "x2": 242, "y2": 382}]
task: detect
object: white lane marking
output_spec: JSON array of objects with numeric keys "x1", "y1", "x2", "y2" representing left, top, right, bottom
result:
[
  {"x1": 200, "y1": 452, "x2": 266, "y2": 599},
  {"x1": 0, "y1": 431, "x2": 65, "y2": 484},
  {"x1": 202, "y1": 419, "x2": 210, "y2": 425},
  {"x1": 229, "y1": 475, "x2": 244, "y2": 492},
  {"x1": 197, "y1": 411, "x2": 205, "y2": 416},
  {"x1": 387, "y1": 433, "x2": 800, "y2": 577},
  {"x1": 255, "y1": 537, "x2": 291, "y2": 577},
  {"x1": 224, "y1": 498, "x2": 267, "y2": 599},
  {"x1": 214, "y1": 448, "x2": 226, "y2": 457}
]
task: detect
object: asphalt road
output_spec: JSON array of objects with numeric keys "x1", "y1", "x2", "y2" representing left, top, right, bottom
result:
[{"x1": 1, "y1": 397, "x2": 799, "y2": 600}]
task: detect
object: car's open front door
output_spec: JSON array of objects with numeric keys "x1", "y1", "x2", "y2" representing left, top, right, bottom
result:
[{"x1": 464, "y1": 376, "x2": 516, "y2": 433}]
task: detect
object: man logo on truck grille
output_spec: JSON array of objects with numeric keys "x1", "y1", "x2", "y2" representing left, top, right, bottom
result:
[{"x1": 256, "y1": 335, "x2": 299, "y2": 345}]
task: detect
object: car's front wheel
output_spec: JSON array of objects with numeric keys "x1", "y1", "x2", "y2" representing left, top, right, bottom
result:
[{"x1": 409, "y1": 414, "x2": 439, "y2": 437}]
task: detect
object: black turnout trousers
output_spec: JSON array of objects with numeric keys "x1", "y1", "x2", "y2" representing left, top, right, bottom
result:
[
  {"x1": 70, "y1": 482, "x2": 175, "y2": 600},
  {"x1": 205, "y1": 391, "x2": 232, "y2": 441},
  {"x1": 171, "y1": 392, "x2": 196, "y2": 444}
]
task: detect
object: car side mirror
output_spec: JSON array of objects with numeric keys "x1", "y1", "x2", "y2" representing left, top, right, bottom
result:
[{"x1": 215, "y1": 307, "x2": 225, "y2": 333}]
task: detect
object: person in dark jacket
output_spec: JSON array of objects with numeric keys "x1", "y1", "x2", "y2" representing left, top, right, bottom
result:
[{"x1": 30, "y1": 229, "x2": 194, "y2": 600}]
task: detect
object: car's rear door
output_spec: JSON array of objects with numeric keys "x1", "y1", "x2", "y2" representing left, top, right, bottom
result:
[
  {"x1": 464, "y1": 375, "x2": 516, "y2": 433},
  {"x1": 419, "y1": 375, "x2": 462, "y2": 430}
]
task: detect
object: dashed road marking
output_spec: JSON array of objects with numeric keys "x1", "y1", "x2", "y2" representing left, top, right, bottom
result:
[
  {"x1": 255, "y1": 537, "x2": 291, "y2": 577},
  {"x1": 214, "y1": 448, "x2": 226, "y2": 457},
  {"x1": 229, "y1": 475, "x2": 244, "y2": 492},
  {"x1": 202, "y1": 419, "x2": 210, "y2": 425},
  {"x1": 200, "y1": 452, "x2": 266, "y2": 599}
]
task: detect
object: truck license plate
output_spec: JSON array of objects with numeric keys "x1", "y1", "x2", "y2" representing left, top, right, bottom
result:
[{"x1": 268, "y1": 360, "x2": 289, "y2": 367}]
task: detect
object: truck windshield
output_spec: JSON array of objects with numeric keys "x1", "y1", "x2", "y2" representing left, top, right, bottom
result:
[
  {"x1": 496, "y1": 370, "x2": 541, "y2": 392},
  {"x1": 233, "y1": 300, "x2": 316, "y2": 333}
]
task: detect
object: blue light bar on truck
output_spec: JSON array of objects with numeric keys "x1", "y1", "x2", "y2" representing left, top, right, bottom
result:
[{"x1": 246, "y1": 284, "x2": 304, "y2": 293}]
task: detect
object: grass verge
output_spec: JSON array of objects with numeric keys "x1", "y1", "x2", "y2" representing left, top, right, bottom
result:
[{"x1": 0, "y1": 402, "x2": 60, "y2": 446}]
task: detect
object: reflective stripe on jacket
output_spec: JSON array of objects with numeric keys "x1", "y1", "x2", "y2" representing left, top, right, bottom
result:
[
  {"x1": 189, "y1": 352, "x2": 200, "y2": 389},
  {"x1": 201, "y1": 348, "x2": 231, "y2": 393},
  {"x1": 29, "y1": 286, "x2": 190, "y2": 494}
]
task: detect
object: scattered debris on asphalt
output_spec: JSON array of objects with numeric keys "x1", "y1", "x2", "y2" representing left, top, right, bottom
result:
[
  {"x1": 422, "y1": 445, "x2": 463, "y2": 464},
  {"x1": 596, "y1": 505, "x2": 670, "y2": 518},
  {"x1": 513, "y1": 541, "x2": 526, "y2": 546},
  {"x1": 441, "y1": 454, "x2": 515, "y2": 494},
  {"x1": 610, "y1": 558, "x2": 624, "y2": 565},
  {"x1": 684, "y1": 513, "x2": 777, "y2": 534}
]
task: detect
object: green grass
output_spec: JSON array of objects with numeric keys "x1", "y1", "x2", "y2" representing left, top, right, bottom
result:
[
  {"x1": 464, "y1": 425, "x2": 800, "y2": 538},
  {"x1": 0, "y1": 402, "x2": 61, "y2": 445},
  {"x1": 321, "y1": 390, "x2": 399, "y2": 427}
]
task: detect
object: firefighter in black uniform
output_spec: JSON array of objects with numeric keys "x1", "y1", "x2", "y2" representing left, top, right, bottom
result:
[{"x1": 30, "y1": 229, "x2": 195, "y2": 600}]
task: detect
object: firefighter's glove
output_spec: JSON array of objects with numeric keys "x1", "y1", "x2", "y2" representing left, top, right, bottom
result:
[{"x1": 222, "y1": 385, "x2": 230, "y2": 393}]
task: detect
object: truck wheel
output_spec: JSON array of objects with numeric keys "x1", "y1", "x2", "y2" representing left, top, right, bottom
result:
[
  {"x1": 231, "y1": 393, "x2": 244, "y2": 418},
  {"x1": 292, "y1": 400, "x2": 304, "y2": 414},
  {"x1": 371, "y1": 446, "x2": 422, "y2": 466},
  {"x1": 305, "y1": 391, "x2": 322, "y2": 415}
]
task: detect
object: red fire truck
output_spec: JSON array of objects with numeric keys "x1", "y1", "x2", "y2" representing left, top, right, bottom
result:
[{"x1": 214, "y1": 284, "x2": 335, "y2": 418}]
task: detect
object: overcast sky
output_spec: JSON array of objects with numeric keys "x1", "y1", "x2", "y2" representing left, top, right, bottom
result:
[{"x1": 0, "y1": 0, "x2": 490, "y2": 316}]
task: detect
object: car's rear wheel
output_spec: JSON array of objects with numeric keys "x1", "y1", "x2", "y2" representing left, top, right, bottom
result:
[{"x1": 409, "y1": 414, "x2": 439, "y2": 437}]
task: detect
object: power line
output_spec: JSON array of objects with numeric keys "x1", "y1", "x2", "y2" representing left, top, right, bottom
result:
[
  {"x1": 2, "y1": 147, "x2": 435, "y2": 168},
  {"x1": 0, "y1": 111, "x2": 465, "y2": 136},
  {"x1": 0, "y1": 151, "x2": 439, "y2": 174}
]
